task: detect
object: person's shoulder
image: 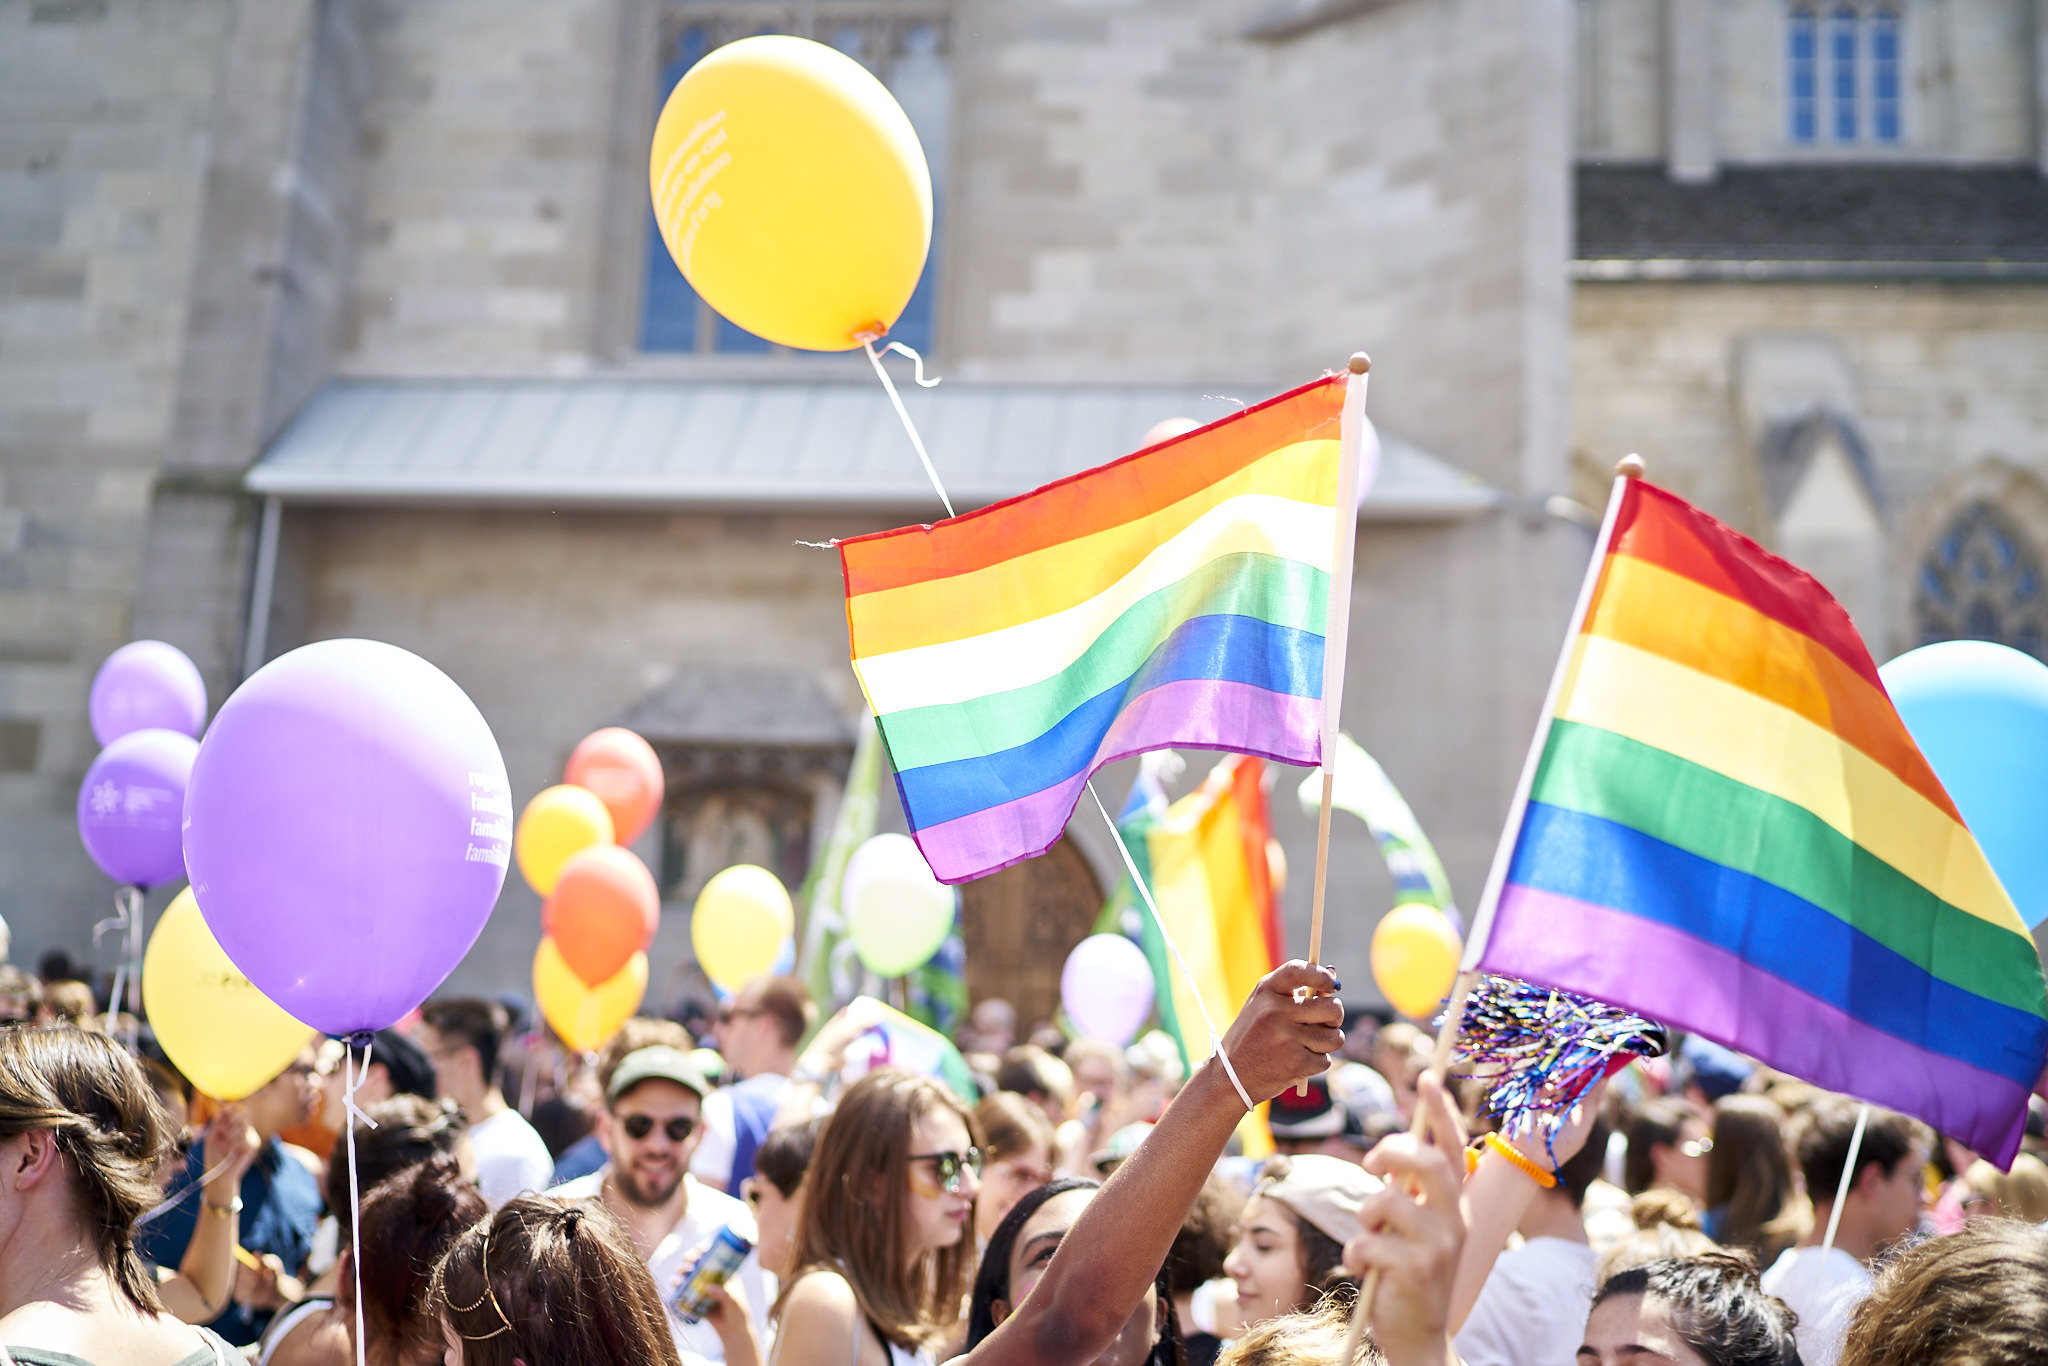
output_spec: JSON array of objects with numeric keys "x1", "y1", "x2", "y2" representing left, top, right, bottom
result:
[
  {"x1": 552, "y1": 1170, "x2": 605, "y2": 1201},
  {"x1": 264, "y1": 1304, "x2": 351, "y2": 1366},
  {"x1": 781, "y1": 1266, "x2": 859, "y2": 1317}
]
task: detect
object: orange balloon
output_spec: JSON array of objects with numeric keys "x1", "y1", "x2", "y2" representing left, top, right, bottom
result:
[
  {"x1": 543, "y1": 844, "x2": 660, "y2": 986},
  {"x1": 564, "y1": 728, "x2": 665, "y2": 844}
]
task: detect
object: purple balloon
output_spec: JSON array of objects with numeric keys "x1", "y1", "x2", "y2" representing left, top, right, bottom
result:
[
  {"x1": 182, "y1": 639, "x2": 511, "y2": 1036},
  {"x1": 90, "y1": 640, "x2": 207, "y2": 745},
  {"x1": 77, "y1": 728, "x2": 198, "y2": 888}
]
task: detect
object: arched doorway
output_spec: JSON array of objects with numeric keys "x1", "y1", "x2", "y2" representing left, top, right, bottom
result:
[{"x1": 958, "y1": 839, "x2": 1104, "y2": 1029}]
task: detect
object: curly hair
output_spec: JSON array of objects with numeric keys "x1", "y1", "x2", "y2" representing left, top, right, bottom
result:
[
  {"x1": 1591, "y1": 1252, "x2": 1799, "y2": 1366},
  {"x1": 1839, "y1": 1220, "x2": 2048, "y2": 1366}
]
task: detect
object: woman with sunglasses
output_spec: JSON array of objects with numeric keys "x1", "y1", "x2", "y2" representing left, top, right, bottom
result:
[{"x1": 770, "y1": 1068, "x2": 983, "y2": 1366}]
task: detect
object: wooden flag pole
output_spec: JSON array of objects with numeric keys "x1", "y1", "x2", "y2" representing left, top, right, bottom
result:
[
  {"x1": 1338, "y1": 453, "x2": 1644, "y2": 1363},
  {"x1": 1306, "y1": 353, "x2": 1373, "y2": 967}
]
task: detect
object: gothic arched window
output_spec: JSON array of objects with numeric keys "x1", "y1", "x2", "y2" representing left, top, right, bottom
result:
[{"x1": 1914, "y1": 503, "x2": 2048, "y2": 660}]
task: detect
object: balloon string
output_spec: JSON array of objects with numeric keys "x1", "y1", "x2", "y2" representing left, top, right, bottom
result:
[
  {"x1": 135, "y1": 1152, "x2": 245, "y2": 1228},
  {"x1": 344, "y1": 1036, "x2": 378, "y2": 1366},
  {"x1": 863, "y1": 339, "x2": 954, "y2": 519},
  {"x1": 93, "y1": 886, "x2": 141, "y2": 1042},
  {"x1": 1084, "y1": 781, "x2": 1254, "y2": 1116}
]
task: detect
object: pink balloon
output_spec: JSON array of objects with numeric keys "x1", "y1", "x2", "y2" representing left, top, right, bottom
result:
[{"x1": 1060, "y1": 934, "x2": 1155, "y2": 1047}]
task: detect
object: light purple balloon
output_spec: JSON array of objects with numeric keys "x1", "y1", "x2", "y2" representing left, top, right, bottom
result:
[
  {"x1": 76, "y1": 728, "x2": 198, "y2": 887},
  {"x1": 1060, "y1": 933, "x2": 1156, "y2": 1048},
  {"x1": 182, "y1": 639, "x2": 511, "y2": 1036},
  {"x1": 90, "y1": 640, "x2": 207, "y2": 745}
]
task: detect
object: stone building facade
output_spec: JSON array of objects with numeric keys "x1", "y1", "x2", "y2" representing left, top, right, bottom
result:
[{"x1": 5, "y1": 0, "x2": 2040, "y2": 1017}]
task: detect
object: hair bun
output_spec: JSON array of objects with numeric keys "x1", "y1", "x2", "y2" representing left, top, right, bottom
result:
[{"x1": 1630, "y1": 1189, "x2": 1704, "y2": 1232}]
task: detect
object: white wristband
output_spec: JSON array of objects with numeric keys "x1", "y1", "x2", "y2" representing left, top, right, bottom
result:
[{"x1": 1210, "y1": 1037, "x2": 1255, "y2": 1115}]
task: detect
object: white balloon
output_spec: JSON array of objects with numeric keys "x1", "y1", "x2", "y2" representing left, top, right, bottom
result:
[{"x1": 842, "y1": 833, "x2": 954, "y2": 978}]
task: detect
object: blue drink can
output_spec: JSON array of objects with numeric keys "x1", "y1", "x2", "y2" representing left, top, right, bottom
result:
[{"x1": 671, "y1": 1223, "x2": 754, "y2": 1323}]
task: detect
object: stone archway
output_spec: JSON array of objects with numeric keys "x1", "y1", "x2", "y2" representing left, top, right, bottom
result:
[{"x1": 957, "y1": 839, "x2": 1104, "y2": 1030}]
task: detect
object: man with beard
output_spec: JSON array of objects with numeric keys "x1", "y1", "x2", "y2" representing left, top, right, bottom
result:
[{"x1": 553, "y1": 1044, "x2": 764, "y2": 1361}]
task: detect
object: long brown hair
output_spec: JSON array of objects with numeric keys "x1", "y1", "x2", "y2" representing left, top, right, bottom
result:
[
  {"x1": 432, "y1": 1195, "x2": 682, "y2": 1366},
  {"x1": 1704, "y1": 1095, "x2": 1806, "y2": 1263},
  {"x1": 0, "y1": 1025, "x2": 176, "y2": 1312},
  {"x1": 781, "y1": 1067, "x2": 980, "y2": 1350},
  {"x1": 353, "y1": 1154, "x2": 487, "y2": 1366}
]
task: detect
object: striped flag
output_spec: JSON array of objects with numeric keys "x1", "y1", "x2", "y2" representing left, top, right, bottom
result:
[
  {"x1": 839, "y1": 375, "x2": 1348, "y2": 884},
  {"x1": 1476, "y1": 476, "x2": 2048, "y2": 1163}
]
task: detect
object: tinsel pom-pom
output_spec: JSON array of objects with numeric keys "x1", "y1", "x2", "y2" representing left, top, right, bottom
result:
[{"x1": 1444, "y1": 975, "x2": 1668, "y2": 1163}]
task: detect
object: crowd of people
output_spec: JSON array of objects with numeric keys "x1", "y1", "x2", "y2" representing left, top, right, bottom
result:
[{"x1": 0, "y1": 952, "x2": 2044, "y2": 1366}]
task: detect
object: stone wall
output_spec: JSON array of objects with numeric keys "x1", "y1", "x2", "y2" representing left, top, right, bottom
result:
[
  {"x1": 0, "y1": 0, "x2": 230, "y2": 948},
  {"x1": 1572, "y1": 278, "x2": 2048, "y2": 657}
]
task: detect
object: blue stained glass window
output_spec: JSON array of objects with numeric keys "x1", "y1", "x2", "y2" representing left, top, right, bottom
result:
[
  {"x1": 1788, "y1": 10, "x2": 1818, "y2": 143},
  {"x1": 1871, "y1": 12, "x2": 1901, "y2": 142},
  {"x1": 640, "y1": 14, "x2": 945, "y2": 356},
  {"x1": 1830, "y1": 7, "x2": 1859, "y2": 142},
  {"x1": 1916, "y1": 504, "x2": 2048, "y2": 662}
]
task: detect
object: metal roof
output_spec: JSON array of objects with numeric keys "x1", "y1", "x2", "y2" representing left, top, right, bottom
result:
[{"x1": 245, "y1": 377, "x2": 1501, "y2": 520}]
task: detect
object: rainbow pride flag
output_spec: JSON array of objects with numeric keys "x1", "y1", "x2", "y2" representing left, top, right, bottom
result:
[
  {"x1": 1477, "y1": 477, "x2": 2048, "y2": 1163},
  {"x1": 839, "y1": 375, "x2": 1347, "y2": 884}
]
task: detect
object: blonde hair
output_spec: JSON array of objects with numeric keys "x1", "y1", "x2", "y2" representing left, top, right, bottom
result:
[
  {"x1": 781, "y1": 1068, "x2": 980, "y2": 1350},
  {"x1": 1596, "y1": 1189, "x2": 1718, "y2": 1283},
  {"x1": 0, "y1": 1026, "x2": 177, "y2": 1311},
  {"x1": 1219, "y1": 1295, "x2": 1382, "y2": 1366}
]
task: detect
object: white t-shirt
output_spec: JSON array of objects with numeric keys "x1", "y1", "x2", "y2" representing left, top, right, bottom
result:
[
  {"x1": 1761, "y1": 1246, "x2": 1872, "y2": 1366},
  {"x1": 469, "y1": 1108, "x2": 555, "y2": 1209},
  {"x1": 1454, "y1": 1237, "x2": 1599, "y2": 1366},
  {"x1": 689, "y1": 1072, "x2": 791, "y2": 1192},
  {"x1": 554, "y1": 1169, "x2": 769, "y2": 1362}
]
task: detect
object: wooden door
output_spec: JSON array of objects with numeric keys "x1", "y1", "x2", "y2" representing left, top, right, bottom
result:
[{"x1": 958, "y1": 839, "x2": 1104, "y2": 1029}]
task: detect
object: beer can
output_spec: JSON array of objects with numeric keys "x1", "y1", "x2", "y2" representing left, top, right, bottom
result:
[{"x1": 671, "y1": 1223, "x2": 754, "y2": 1323}]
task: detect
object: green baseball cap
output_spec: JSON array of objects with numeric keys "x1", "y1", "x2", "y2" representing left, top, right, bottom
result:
[{"x1": 606, "y1": 1045, "x2": 710, "y2": 1104}]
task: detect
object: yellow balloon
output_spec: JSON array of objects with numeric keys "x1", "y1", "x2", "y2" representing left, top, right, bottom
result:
[
  {"x1": 535, "y1": 937, "x2": 647, "y2": 1054},
  {"x1": 1369, "y1": 905, "x2": 1463, "y2": 1020},
  {"x1": 648, "y1": 35, "x2": 932, "y2": 352},
  {"x1": 142, "y1": 889, "x2": 319, "y2": 1101},
  {"x1": 515, "y1": 784, "x2": 614, "y2": 896},
  {"x1": 691, "y1": 864, "x2": 793, "y2": 989}
]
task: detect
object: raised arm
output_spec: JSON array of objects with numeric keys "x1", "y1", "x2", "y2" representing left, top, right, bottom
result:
[{"x1": 967, "y1": 960, "x2": 1344, "y2": 1366}]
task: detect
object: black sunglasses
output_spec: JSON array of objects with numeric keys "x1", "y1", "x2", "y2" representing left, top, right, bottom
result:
[
  {"x1": 620, "y1": 1113, "x2": 697, "y2": 1143},
  {"x1": 907, "y1": 1146, "x2": 983, "y2": 1194}
]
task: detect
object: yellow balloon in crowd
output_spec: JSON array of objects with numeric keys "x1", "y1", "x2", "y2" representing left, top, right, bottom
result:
[
  {"x1": 514, "y1": 784, "x2": 614, "y2": 897},
  {"x1": 142, "y1": 889, "x2": 319, "y2": 1101},
  {"x1": 1370, "y1": 904, "x2": 1462, "y2": 1020},
  {"x1": 647, "y1": 35, "x2": 932, "y2": 352},
  {"x1": 534, "y1": 936, "x2": 647, "y2": 1054},
  {"x1": 691, "y1": 864, "x2": 794, "y2": 989}
]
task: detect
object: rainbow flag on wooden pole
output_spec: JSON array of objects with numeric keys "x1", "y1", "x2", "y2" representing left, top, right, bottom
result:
[
  {"x1": 1464, "y1": 462, "x2": 2048, "y2": 1163},
  {"x1": 840, "y1": 367, "x2": 1365, "y2": 885}
]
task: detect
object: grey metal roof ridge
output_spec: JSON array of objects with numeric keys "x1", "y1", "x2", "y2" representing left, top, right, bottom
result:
[{"x1": 1574, "y1": 257, "x2": 2048, "y2": 282}]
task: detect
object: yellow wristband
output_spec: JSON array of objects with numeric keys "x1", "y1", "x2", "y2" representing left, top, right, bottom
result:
[
  {"x1": 1484, "y1": 1131, "x2": 1558, "y2": 1188},
  {"x1": 1464, "y1": 1144, "x2": 1482, "y2": 1176}
]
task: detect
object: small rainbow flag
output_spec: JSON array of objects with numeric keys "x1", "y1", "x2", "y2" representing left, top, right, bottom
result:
[
  {"x1": 840, "y1": 375, "x2": 1347, "y2": 884},
  {"x1": 1477, "y1": 477, "x2": 2048, "y2": 1163}
]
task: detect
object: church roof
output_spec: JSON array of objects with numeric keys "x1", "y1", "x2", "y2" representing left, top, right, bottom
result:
[
  {"x1": 1576, "y1": 164, "x2": 2048, "y2": 278},
  {"x1": 245, "y1": 377, "x2": 1501, "y2": 519}
]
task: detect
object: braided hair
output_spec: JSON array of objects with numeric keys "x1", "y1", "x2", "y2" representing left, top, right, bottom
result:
[{"x1": 0, "y1": 1025, "x2": 179, "y2": 1312}]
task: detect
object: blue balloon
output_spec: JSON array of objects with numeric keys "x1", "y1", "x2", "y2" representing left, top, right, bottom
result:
[{"x1": 1881, "y1": 640, "x2": 2048, "y2": 928}]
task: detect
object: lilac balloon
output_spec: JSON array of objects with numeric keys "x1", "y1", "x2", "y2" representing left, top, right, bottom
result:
[
  {"x1": 76, "y1": 728, "x2": 198, "y2": 887},
  {"x1": 1060, "y1": 933, "x2": 1156, "y2": 1048},
  {"x1": 90, "y1": 640, "x2": 207, "y2": 745},
  {"x1": 182, "y1": 639, "x2": 511, "y2": 1036}
]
